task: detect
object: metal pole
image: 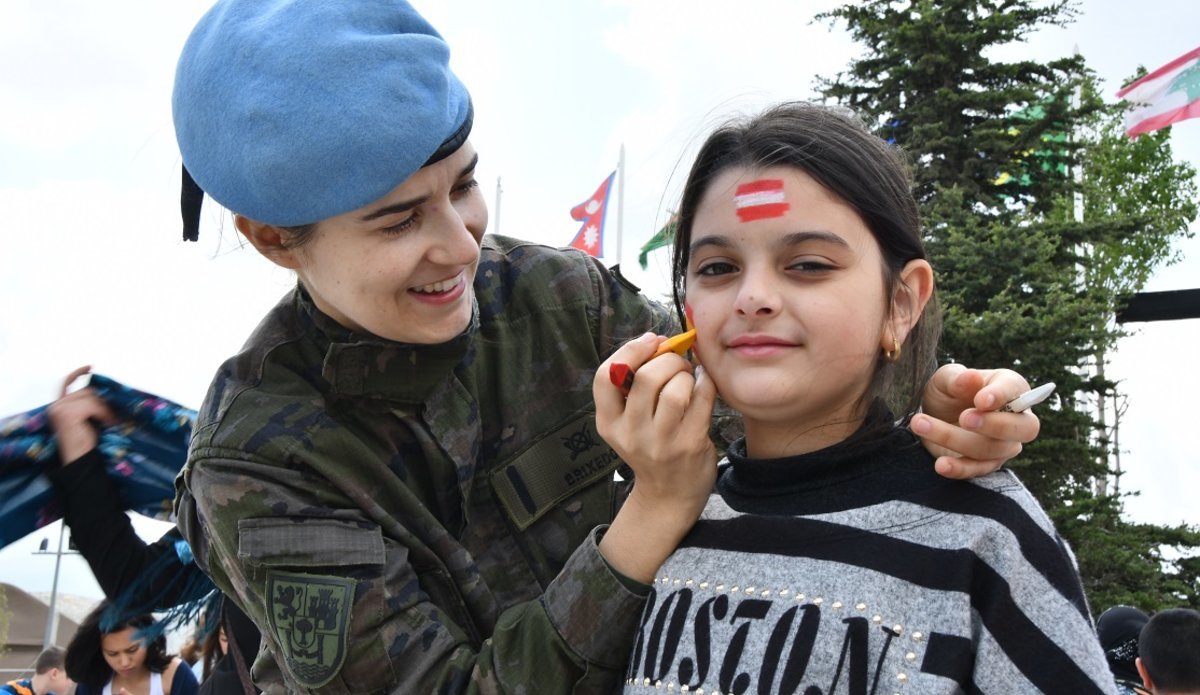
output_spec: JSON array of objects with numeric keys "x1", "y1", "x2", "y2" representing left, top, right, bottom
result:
[
  {"x1": 494, "y1": 176, "x2": 503, "y2": 236},
  {"x1": 42, "y1": 524, "x2": 65, "y2": 649},
  {"x1": 616, "y1": 145, "x2": 625, "y2": 266}
]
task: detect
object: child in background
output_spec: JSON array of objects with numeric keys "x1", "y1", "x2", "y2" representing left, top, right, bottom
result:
[
  {"x1": 65, "y1": 602, "x2": 198, "y2": 695},
  {"x1": 1, "y1": 646, "x2": 73, "y2": 695},
  {"x1": 1136, "y1": 608, "x2": 1200, "y2": 695},
  {"x1": 595, "y1": 102, "x2": 1114, "y2": 694}
]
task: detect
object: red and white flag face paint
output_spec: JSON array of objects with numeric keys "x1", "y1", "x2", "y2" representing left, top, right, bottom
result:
[{"x1": 734, "y1": 179, "x2": 789, "y2": 222}]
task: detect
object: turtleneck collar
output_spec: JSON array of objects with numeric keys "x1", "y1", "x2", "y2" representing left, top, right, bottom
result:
[
  {"x1": 717, "y1": 400, "x2": 942, "y2": 515},
  {"x1": 295, "y1": 284, "x2": 479, "y2": 404}
]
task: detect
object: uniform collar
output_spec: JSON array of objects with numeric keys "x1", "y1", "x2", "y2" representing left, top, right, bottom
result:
[{"x1": 296, "y1": 285, "x2": 479, "y2": 404}]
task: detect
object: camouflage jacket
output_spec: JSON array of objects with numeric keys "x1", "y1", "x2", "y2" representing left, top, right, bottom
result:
[{"x1": 176, "y1": 236, "x2": 676, "y2": 694}]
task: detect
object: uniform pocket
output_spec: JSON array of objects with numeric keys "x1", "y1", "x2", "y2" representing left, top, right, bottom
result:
[
  {"x1": 489, "y1": 411, "x2": 620, "y2": 531},
  {"x1": 238, "y1": 517, "x2": 391, "y2": 693},
  {"x1": 238, "y1": 517, "x2": 385, "y2": 567}
]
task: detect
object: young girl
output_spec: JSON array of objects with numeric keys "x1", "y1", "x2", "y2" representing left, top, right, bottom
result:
[
  {"x1": 65, "y1": 602, "x2": 198, "y2": 695},
  {"x1": 595, "y1": 102, "x2": 1114, "y2": 694}
]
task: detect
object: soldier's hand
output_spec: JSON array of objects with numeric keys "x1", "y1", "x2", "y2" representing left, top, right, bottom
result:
[
  {"x1": 46, "y1": 365, "x2": 118, "y2": 465},
  {"x1": 911, "y1": 364, "x2": 1039, "y2": 479},
  {"x1": 593, "y1": 333, "x2": 717, "y2": 583}
]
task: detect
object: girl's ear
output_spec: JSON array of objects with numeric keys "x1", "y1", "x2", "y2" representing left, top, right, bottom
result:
[
  {"x1": 883, "y1": 258, "x2": 934, "y2": 349},
  {"x1": 235, "y1": 215, "x2": 303, "y2": 270}
]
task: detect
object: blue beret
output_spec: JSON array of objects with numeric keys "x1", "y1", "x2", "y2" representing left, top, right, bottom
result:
[{"x1": 173, "y1": 0, "x2": 472, "y2": 228}]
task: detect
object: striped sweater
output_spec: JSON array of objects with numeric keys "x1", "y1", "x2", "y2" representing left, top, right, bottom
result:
[{"x1": 622, "y1": 418, "x2": 1115, "y2": 694}]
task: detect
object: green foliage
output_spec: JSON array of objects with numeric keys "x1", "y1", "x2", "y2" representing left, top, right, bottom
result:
[
  {"x1": 1057, "y1": 76, "x2": 1199, "y2": 306},
  {"x1": 818, "y1": 0, "x2": 1200, "y2": 612},
  {"x1": 1055, "y1": 490, "x2": 1200, "y2": 610},
  {"x1": 817, "y1": 0, "x2": 1092, "y2": 218}
]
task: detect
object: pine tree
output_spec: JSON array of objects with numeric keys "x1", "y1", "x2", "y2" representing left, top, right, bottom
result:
[
  {"x1": 818, "y1": 0, "x2": 1088, "y2": 218},
  {"x1": 817, "y1": 0, "x2": 1200, "y2": 610}
]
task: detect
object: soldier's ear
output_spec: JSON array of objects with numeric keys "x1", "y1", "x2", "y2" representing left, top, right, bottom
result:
[{"x1": 236, "y1": 216, "x2": 303, "y2": 270}]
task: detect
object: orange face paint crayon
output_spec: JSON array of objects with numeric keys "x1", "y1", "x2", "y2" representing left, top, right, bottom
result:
[{"x1": 651, "y1": 327, "x2": 697, "y2": 359}]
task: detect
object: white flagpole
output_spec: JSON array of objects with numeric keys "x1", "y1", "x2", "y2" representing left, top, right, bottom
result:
[
  {"x1": 494, "y1": 176, "x2": 503, "y2": 235},
  {"x1": 616, "y1": 144, "x2": 625, "y2": 266}
]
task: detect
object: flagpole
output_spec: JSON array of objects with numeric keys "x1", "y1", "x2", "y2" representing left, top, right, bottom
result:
[
  {"x1": 494, "y1": 176, "x2": 503, "y2": 235},
  {"x1": 616, "y1": 144, "x2": 625, "y2": 266}
]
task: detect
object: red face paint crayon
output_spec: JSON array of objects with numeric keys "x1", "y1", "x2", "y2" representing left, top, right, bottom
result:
[{"x1": 608, "y1": 328, "x2": 698, "y2": 396}]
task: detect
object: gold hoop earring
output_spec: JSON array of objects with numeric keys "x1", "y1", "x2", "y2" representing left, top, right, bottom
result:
[{"x1": 884, "y1": 337, "x2": 901, "y2": 363}]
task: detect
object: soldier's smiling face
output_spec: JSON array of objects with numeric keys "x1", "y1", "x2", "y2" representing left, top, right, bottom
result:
[{"x1": 266, "y1": 143, "x2": 487, "y2": 344}]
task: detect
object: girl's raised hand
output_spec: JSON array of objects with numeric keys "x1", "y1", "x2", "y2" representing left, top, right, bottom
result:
[
  {"x1": 911, "y1": 364, "x2": 1041, "y2": 479},
  {"x1": 593, "y1": 332, "x2": 718, "y2": 583},
  {"x1": 46, "y1": 365, "x2": 118, "y2": 465}
]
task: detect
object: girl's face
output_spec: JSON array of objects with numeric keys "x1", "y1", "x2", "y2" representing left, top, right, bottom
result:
[
  {"x1": 686, "y1": 165, "x2": 898, "y2": 458},
  {"x1": 267, "y1": 142, "x2": 487, "y2": 344},
  {"x1": 101, "y1": 627, "x2": 148, "y2": 678}
]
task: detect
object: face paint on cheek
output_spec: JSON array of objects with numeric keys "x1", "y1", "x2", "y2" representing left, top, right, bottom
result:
[
  {"x1": 734, "y1": 179, "x2": 789, "y2": 222},
  {"x1": 684, "y1": 302, "x2": 699, "y2": 357}
]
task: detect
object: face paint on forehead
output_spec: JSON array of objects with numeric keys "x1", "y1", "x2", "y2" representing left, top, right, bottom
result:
[{"x1": 734, "y1": 178, "x2": 790, "y2": 222}]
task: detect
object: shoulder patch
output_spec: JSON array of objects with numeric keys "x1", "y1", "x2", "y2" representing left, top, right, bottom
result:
[{"x1": 266, "y1": 570, "x2": 355, "y2": 689}]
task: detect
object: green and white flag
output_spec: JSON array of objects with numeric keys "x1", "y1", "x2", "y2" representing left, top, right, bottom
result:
[{"x1": 637, "y1": 214, "x2": 677, "y2": 270}]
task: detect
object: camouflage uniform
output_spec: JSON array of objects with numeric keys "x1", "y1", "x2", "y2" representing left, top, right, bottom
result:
[{"x1": 176, "y1": 235, "x2": 677, "y2": 694}]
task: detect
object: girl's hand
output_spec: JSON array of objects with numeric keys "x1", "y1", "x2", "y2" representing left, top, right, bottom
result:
[
  {"x1": 593, "y1": 333, "x2": 718, "y2": 582},
  {"x1": 46, "y1": 365, "x2": 118, "y2": 464},
  {"x1": 911, "y1": 364, "x2": 1040, "y2": 479}
]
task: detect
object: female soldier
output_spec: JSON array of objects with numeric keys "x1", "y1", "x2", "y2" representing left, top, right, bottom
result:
[{"x1": 170, "y1": 1, "x2": 1038, "y2": 692}]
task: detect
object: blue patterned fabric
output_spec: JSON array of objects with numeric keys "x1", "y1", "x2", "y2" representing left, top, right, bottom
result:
[{"x1": 0, "y1": 374, "x2": 194, "y2": 548}]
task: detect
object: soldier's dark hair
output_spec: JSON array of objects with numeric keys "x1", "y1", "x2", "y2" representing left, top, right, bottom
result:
[
  {"x1": 65, "y1": 600, "x2": 174, "y2": 689},
  {"x1": 34, "y1": 646, "x2": 65, "y2": 674},
  {"x1": 281, "y1": 221, "x2": 319, "y2": 248},
  {"x1": 670, "y1": 101, "x2": 941, "y2": 429},
  {"x1": 1139, "y1": 608, "x2": 1200, "y2": 691}
]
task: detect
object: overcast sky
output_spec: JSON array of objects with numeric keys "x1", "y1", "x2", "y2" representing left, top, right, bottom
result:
[{"x1": 1, "y1": 0, "x2": 1197, "y2": 600}]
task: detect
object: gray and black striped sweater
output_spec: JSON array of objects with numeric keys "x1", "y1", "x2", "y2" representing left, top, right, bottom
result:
[{"x1": 623, "y1": 412, "x2": 1115, "y2": 694}]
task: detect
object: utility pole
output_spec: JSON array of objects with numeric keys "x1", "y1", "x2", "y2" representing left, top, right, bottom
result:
[
  {"x1": 33, "y1": 523, "x2": 72, "y2": 650},
  {"x1": 494, "y1": 176, "x2": 503, "y2": 236}
]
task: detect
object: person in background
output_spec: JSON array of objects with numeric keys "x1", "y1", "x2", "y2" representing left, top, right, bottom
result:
[
  {"x1": 1137, "y1": 608, "x2": 1200, "y2": 695},
  {"x1": 45, "y1": 367, "x2": 259, "y2": 694},
  {"x1": 194, "y1": 623, "x2": 228, "y2": 685},
  {"x1": 168, "y1": 1, "x2": 1042, "y2": 691},
  {"x1": 1, "y1": 646, "x2": 74, "y2": 695},
  {"x1": 176, "y1": 640, "x2": 199, "y2": 676},
  {"x1": 597, "y1": 102, "x2": 1113, "y2": 693},
  {"x1": 1099, "y1": 605, "x2": 1154, "y2": 694},
  {"x1": 64, "y1": 604, "x2": 197, "y2": 695}
]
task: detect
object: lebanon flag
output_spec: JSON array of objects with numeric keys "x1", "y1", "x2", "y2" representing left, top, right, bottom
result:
[
  {"x1": 568, "y1": 171, "x2": 616, "y2": 257},
  {"x1": 1117, "y1": 46, "x2": 1200, "y2": 138}
]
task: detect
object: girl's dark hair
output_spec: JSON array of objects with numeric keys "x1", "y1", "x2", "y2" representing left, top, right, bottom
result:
[
  {"x1": 672, "y1": 102, "x2": 942, "y2": 424},
  {"x1": 65, "y1": 601, "x2": 174, "y2": 689},
  {"x1": 200, "y1": 621, "x2": 225, "y2": 682}
]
